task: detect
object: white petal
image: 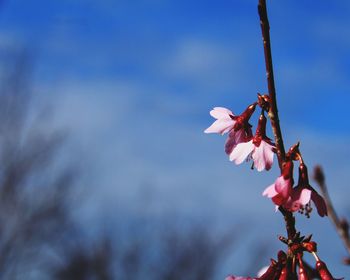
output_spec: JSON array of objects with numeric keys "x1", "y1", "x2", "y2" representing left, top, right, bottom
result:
[
  {"x1": 252, "y1": 143, "x2": 265, "y2": 172},
  {"x1": 263, "y1": 142, "x2": 274, "y2": 170},
  {"x1": 204, "y1": 119, "x2": 235, "y2": 134},
  {"x1": 252, "y1": 141, "x2": 274, "y2": 171},
  {"x1": 210, "y1": 107, "x2": 234, "y2": 119},
  {"x1": 262, "y1": 183, "x2": 278, "y2": 198},
  {"x1": 225, "y1": 129, "x2": 249, "y2": 155},
  {"x1": 229, "y1": 140, "x2": 254, "y2": 164}
]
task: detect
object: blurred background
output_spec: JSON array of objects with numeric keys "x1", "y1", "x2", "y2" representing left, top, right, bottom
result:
[{"x1": 0, "y1": 0, "x2": 349, "y2": 279}]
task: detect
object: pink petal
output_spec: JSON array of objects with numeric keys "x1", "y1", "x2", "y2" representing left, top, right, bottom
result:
[
  {"x1": 229, "y1": 140, "x2": 254, "y2": 164},
  {"x1": 210, "y1": 107, "x2": 234, "y2": 119},
  {"x1": 311, "y1": 191, "x2": 327, "y2": 217},
  {"x1": 262, "y1": 141, "x2": 274, "y2": 170},
  {"x1": 263, "y1": 176, "x2": 293, "y2": 207},
  {"x1": 272, "y1": 193, "x2": 287, "y2": 206},
  {"x1": 252, "y1": 141, "x2": 274, "y2": 172},
  {"x1": 204, "y1": 119, "x2": 235, "y2": 135},
  {"x1": 284, "y1": 187, "x2": 312, "y2": 212},
  {"x1": 274, "y1": 176, "x2": 292, "y2": 199},
  {"x1": 263, "y1": 183, "x2": 286, "y2": 206},
  {"x1": 225, "y1": 129, "x2": 250, "y2": 155},
  {"x1": 262, "y1": 183, "x2": 278, "y2": 198},
  {"x1": 297, "y1": 188, "x2": 312, "y2": 205}
]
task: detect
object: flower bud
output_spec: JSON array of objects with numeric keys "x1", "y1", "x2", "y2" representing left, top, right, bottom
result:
[
  {"x1": 278, "y1": 258, "x2": 297, "y2": 280},
  {"x1": 277, "y1": 250, "x2": 287, "y2": 263},
  {"x1": 233, "y1": 103, "x2": 257, "y2": 130},
  {"x1": 286, "y1": 142, "x2": 300, "y2": 161},
  {"x1": 298, "y1": 163, "x2": 309, "y2": 186},
  {"x1": 298, "y1": 260, "x2": 310, "y2": 280},
  {"x1": 302, "y1": 241, "x2": 317, "y2": 253},
  {"x1": 259, "y1": 259, "x2": 280, "y2": 280},
  {"x1": 255, "y1": 114, "x2": 267, "y2": 138},
  {"x1": 315, "y1": 260, "x2": 338, "y2": 280},
  {"x1": 257, "y1": 93, "x2": 270, "y2": 111},
  {"x1": 281, "y1": 160, "x2": 294, "y2": 180}
]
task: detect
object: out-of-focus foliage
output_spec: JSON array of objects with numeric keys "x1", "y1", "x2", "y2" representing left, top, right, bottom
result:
[
  {"x1": 0, "y1": 49, "x2": 250, "y2": 280},
  {"x1": 0, "y1": 49, "x2": 76, "y2": 279},
  {"x1": 52, "y1": 223, "x2": 236, "y2": 280}
]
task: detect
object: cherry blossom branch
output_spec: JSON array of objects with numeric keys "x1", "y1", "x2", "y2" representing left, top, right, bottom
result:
[
  {"x1": 279, "y1": 206, "x2": 297, "y2": 240},
  {"x1": 257, "y1": 0, "x2": 286, "y2": 168},
  {"x1": 258, "y1": 0, "x2": 297, "y2": 239},
  {"x1": 205, "y1": 1, "x2": 340, "y2": 277},
  {"x1": 313, "y1": 165, "x2": 350, "y2": 264}
]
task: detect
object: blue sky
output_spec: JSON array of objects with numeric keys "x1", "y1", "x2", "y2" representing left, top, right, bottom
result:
[{"x1": 0, "y1": 0, "x2": 350, "y2": 277}]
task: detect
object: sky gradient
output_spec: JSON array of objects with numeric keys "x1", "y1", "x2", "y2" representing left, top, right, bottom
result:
[{"x1": 0, "y1": 0, "x2": 349, "y2": 278}]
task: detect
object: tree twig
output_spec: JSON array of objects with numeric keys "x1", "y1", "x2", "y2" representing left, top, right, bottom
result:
[
  {"x1": 313, "y1": 165, "x2": 350, "y2": 264},
  {"x1": 257, "y1": 0, "x2": 296, "y2": 239},
  {"x1": 257, "y1": 0, "x2": 286, "y2": 168}
]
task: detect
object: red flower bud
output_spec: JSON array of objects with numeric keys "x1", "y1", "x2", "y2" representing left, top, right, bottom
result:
[
  {"x1": 286, "y1": 142, "x2": 300, "y2": 161},
  {"x1": 298, "y1": 163, "x2": 309, "y2": 186},
  {"x1": 277, "y1": 250, "x2": 287, "y2": 264},
  {"x1": 278, "y1": 266, "x2": 288, "y2": 280},
  {"x1": 315, "y1": 260, "x2": 340, "y2": 280},
  {"x1": 259, "y1": 259, "x2": 280, "y2": 280},
  {"x1": 302, "y1": 241, "x2": 317, "y2": 253},
  {"x1": 255, "y1": 114, "x2": 267, "y2": 138},
  {"x1": 278, "y1": 259, "x2": 297, "y2": 280},
  {"x1": 281, "y1": 160, "x2": 294, "y2": 181},
  {"x1": 241, "y1": 103, "x2": 257, "y2": 120},
  {"x1": 233, "y1": 103, "x2": 257, "y2": 131},
  {"x1": 298, "y1": 260, "x2": 310, "y2": 280}
]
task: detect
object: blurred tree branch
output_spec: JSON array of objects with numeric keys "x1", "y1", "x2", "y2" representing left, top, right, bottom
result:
[
  {"x1": 313, "y1": 165, "x2": 350, "y2": 265},
  {"x1": 0, "y1": 48, "x2": 77, "y2": 278}
]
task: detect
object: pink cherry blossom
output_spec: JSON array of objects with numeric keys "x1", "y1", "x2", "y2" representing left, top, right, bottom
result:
[
  {"x1": 229, "y1": 139, "x2": 274, "y2": 171},
  {"x1": 294, "y1": 163, "x2": 327, "y2": 217},
  {"x1": 262, "y1": 160, "x2": 294, "y2": 206},
  {"x1": 263, "y1": 175, "x2": 293, "y2": 206},
  {"x1": 204, "y1": 107, "x2": 236, "y2": 135},
  {"x1": 283, "y1": 186, "x2": 312, "y2": 212},
  {"x1": 263, "y1": 162, "x2": 327, "y2": 217},
  {"x1": 229, "y1": 114, "x2": 274, "y2": 171},
  {"x1": 283, "y1": 186, "x2": 326, "y2": 217},
  {"x1": 205, "y1": 104, "x2": 257, "y2": 135}
]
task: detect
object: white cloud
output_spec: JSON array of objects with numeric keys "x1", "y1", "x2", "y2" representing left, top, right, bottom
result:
[
  {"x1": 159, "y1": 38, "x2": 256, "y2": 94},
  {"x1": 38, "y1": 79, "x2": 350, "y2": 224}
]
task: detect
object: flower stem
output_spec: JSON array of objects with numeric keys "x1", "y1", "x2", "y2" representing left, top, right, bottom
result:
[
  {"x1": 257, "y1": 0, "x2": 296, "y2": 239},
  {"x1": 279, "y1": 206, "x2": 296, "y2": 240},
  {"x1": 257, "y1": 0, "x2": 286, "y2": 168}
]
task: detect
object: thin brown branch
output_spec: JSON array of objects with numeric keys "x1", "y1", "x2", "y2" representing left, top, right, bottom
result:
[
  {"x1": 257, "y1": 0, "x2": 296, "y2": 238},
  {"x1": 313, "y1": 165, "x2": 350, "y2": 264},
  {"x1": 279, "y1": 206, "x2": 297, "y2": 240},
  {"x1": 257, "y1": 0, "x2": 286, "y2": 168}
]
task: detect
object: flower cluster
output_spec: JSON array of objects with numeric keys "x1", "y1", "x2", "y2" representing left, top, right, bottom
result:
[
  {"x1": 263, "y1": 159, "x2": 327, "y2": 217},
  {"x1": 204, "y1": 102, "x2": 275, "y2": 172},
  {"x1": 204, "y1": 99, "x2": 339, "y2": 278},
  {"x1": 225, "y1": 244, "x2": 341, "y2": 280},
  {"x1": 204, "y1": 97, "x2": 327, "y2": 217}
]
